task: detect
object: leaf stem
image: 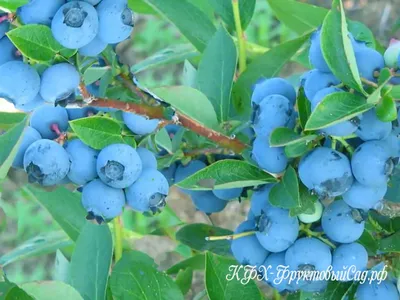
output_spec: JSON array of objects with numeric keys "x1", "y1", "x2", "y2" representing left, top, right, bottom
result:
[
  {"x1": 331, "y1": 138, "x2": 337, "y2": 150},
  {"x1": 232, "y1": 0, "x2": 247, "y2": 74},
  {"x1": 113, "y1": 216, "x2": 123, "y2": 262},
  {"x1": 273, "y1": 289, "x2": 281, "y2": 300},
  {"x1": 334, "y1": 137, "x2": 354, "y2": 154},
  {"x1": 205, "y1": 230, "x2": 256, "y2": 241},
  {"x1": 361, "y1": 78, "x2": 379, "y2": 88},
  {"x1": 193, "y1": 289, "x2": 207, "y2": 300},
  {"x1": 300, "y1": 226, "x2": 336, "y2": 249}
]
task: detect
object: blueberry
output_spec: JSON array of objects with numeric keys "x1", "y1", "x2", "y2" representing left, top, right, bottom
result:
[
  {"x1": 65, "y1": 139, "x2": 98, "y2": 185},
  {"x1": 382, "y1": 128, "x2": 400, "y2": 158},
  {"x1": 212, "y1": 187, "x2": 243, "y2": 201},
  {"x1": 82, "y1": 179, "x2": 126, "y2": 221},
  {"x1": 261, "y1": 252, "x2": 292, "y2": 292},
  {"x1": 18, "y1": 0, "x2": 65, "y2": 26},
  {"x1": 190, "y1": 191, "x2": 228, "y2": 214},
  {"x1": 96, "y1": 0, "x2": 134, "y2": 44},
  {"x1": 252, "y1": 94, "x2": 294, "y2": 137},
  {"x1": 332, "y1": 242, "x2": 368, "y2": 281},
  {"x1": 52, "y1": 1, "x2": 99, "y2": 49},
  {"x1": 311, "y1": 87, "x2": 359, "y2": 136},
  {"x1": 30, "y1": 105, "x2": 69, "y2": 139},
  {"x1": 300, "y1": 279, "x2": 328, "y2": 293},
  {"x1": 0, "y1": 12, "x2": 10, "y2": 39},
  {"x1": 15, "y1": 94, "x2": 45, "y2": 112},
  {"x1": 126, "y1": 169, "x2": 169, "y2": 213},
  {"x1": 12, "y1": 126, "x2": 41, "y2": 169},
  {"x1": 251, "y1": 137, "x2": 288, "y2": 174},
  {"x1": 355, "y1": 47, "x2": 385, "y2": 82},
  {"x1": 96, "y1": 144, "x2": 142, "y2": 188},
  {"x1": 321, "y1": 200, "x2": 365, "y2": 243},
  {"x1": 384, "y1": 40, "x2": 400, "y2": 68},
  {"x1": 68, "y1": 0, "x2": 102, "y2": 5},
  {"x1": 303, "y1": 69, "x2": 340, "y2": 101},
  {"x1": 351, "y1": 141, "x2": 393, "y2": 186},
  {"x1": 356, "y1": 280, "x2": 400, "y2": 300},
  {"x1": 298, "y1": 201, "x2": 323, "y2": 224},
  {"x1": 174, "y1": 160, "x2": 207, "y2": 196},
  {"x1": 23, "y1": 139, "x2": 71, "y2": 186},
  {"x1": 231, "y1": 219, "x2": 269, "y2": 266},
  {"x1": 356, "y1": 109, "x2": 392, "y2": 141},
  {"x1": 160, "y1": 163, "x2": 177, "y2": 186},
  {"x1": 67, "y1": 106, "x2": 97, "y2": 120},
  {"x1": 343, "y1": 181, "x2": 387, "y2": 210},
  {"x1": 251, "y1": 77, "x2": 296, "y2": 106},
  {"x1": 309, "y1": 29, "x2": 331, "y2": 73},
  {"x1": 123, "y1": 112, "x2": 159, "y2": 135},
  {"x1": 136, "y1": 147, "x2": 157, "y2": 170},
  {"x1": 78, "y1": 36, "x2": 107, "y2": 57},
  {"x1": 256, "y1": 207, "x2": 299, "y2": 252},
  {"x1": 0, "y1": 61, "x2": 40, "y2": 105},
  {"x1": 250, "y1": 184, "x2": 274, "y2": 216},
  {"x1": 299, "y1": 147, "x2": 353, "y2": 197},
  {"x1": 40, "y1": 63, "x2": 80, "y2": 103},
  {"x1": 0, "y1": 36, "x2": 22, "y2": 66}
]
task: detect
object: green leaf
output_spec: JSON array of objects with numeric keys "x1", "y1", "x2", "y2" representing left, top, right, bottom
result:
[
  {"x1": 152, "y1": 86, "x2": 219, "y2": 129},
  {"x1": 266, "y1": 0, "x2": 327, "y2": 35},
  {"x1": 391, "y1": 85, "x2": 400, "y2": 99},
  {"x1": 195, "y1": 27, "x2": 237, "y2": 122},
  {"x1": 54, "y1": 250, "x2": 70, "y2": 283},
  {"x1": 70, "y1": 116, "x2": 135, "y2": 150},
  {"x1": 0, "y1": 114, "x2": 28, "y2": 180},
  {"x1": 145, "y1": 0, "x2": 216, "y2": 52},
  {"x1": 285, "y1": 141, "x2": 312, "y2": 158},
  {"x1": 297, "y1": 88, "x2": 312, "y2": 130},
  {"x1": 294, "y1": 281, "x2": 356, "y2": 300},
  {"x1": 205, "y1": 252, "x2": 262, "y2": 300},
  {"x1": 0, "y1": 0, "x2": 28, "y2": 12},
  {"x1": 269, "y1": 127, "x2": 318, "y2": 147},
  {"x1": 367, "y1": 74, "x2": 392, "y2": 105},
  {"x1": 166, "y1": 254, "x2": 205, "y2": 275},
  {"x1": 0, "y1": 284, "x2": 34, "y2": 300},
  {"x1": 128, "y1": 0, "x2": 157, "y2": 14},
  {"x1": 175, "y1": 268, "x2": 193, "y2": 295},
  {"x1": 176, "y1": 224, "x2": 233, "y2": 256},
  {"x1": 7, "y1": 25, "x2": 75, "y2": 62},
  {"x1": 208, "y1": 0, "x2": 256, "y2": 30},
  {"x1": 131, "y1": 44, "x2": 198, "y2": 73},
  {"x1": 386, "y1": 167, "x2": 400, "y2": 203},
  {"x1": 305, "y1": 92, "x2": 373, "y2": 131},
  {"x1": 187, "y1": 0, "x2": 215, "y2": 21},
  {"x1": 21, "y1": 282, "x2": 83, "y2": 300},
  {"x1": 357, "y1": 230, "x2": 379, "y2": 255},
  {"x1": 379, "y1": 231, "x2": 400, "y2": 253},
  {"x1": 269, "y1": 166, "x2": 300, "y2": 209},
  {"x1": 0, "y1": 112, "x2": 26, "y2": 129},
  {"x1": 23, "y1": 186, "x2": 87, "y2": 241},
  {"x1": 175, "y1": 159, "x2": 277, "y2": 190},
  {"x1": 320, "y1": 0, "x2": 363, "y2": 93},
  {"x1": 233, "y1": 34, "x2": 310, "y2": 117},
  {"x1": 70, "y1": 222, "x2": 113, "y2": 300},
  {"x1": 0, "y1": 231, "x2": 72, "y2": 267},
  {"x1": 182, "y1": 60, "x2": 197, "y2": 88},
  {"x1": 289, "y1": 184, "x2": 317, "y2": 216},
  {"x1": 376, "y1": 95, "x2": 397, "y2": 122},
  {"x1": 83, "y1": 66, "x2": 111, "y2": 86},
  {"x1": 157, "y1": 150, "x2": 184, "y2": 170},
  {"x1": 347, "y1": 20, "x2": 376, "y2": 48},
  {"x1": 110, "y1": 251, "x2": 184, "y2": 300},
  {"x1": 155, "y1": 128, "x2": 173, "y2": 154}
]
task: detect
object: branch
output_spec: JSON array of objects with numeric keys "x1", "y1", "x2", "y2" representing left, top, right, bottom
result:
[{"x1": 232, "y1": 0, "x2": 247, "y2": 74}]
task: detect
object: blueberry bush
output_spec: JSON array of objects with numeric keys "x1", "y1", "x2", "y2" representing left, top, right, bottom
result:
[{"x1": 0, "y1": 0, "x2": 400, "y2": 299}]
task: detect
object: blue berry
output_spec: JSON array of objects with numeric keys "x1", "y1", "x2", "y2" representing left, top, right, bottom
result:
[
  {"x1": 351, "y1": 141, "x2": 393, "y2": 186},
  {"x1": 256, "y1": 207, "x2": 299, "y2": 252},
  {"x1": 67, "y1": 106, "x2": 97, "y2": 120},
  {"x1": 96, "y1": 0, "x2": 134, "y2": 44},
  {"x1": 250, "y1": 184, "x2": 274, "y2": 216},
  {"x1": 15, "y1": 94, "x2": 45, "y2": 112},
  {"x1": 300, "y1": 279, "x2": 328, "y2": 293},
  {"x1": 251, "y1": 77, "x2": 296, "y2": 106},
  {"x1": 321, "y1": 200, "x2": 365, "y2": 243},
  {"x1": 96, "y1": 144, "x2": 142, "y2": 188},
  {"x1": 24, "y1": 139, "x2": 71, "y2": 186},
  {"x1": 136, "y1": 147, "x2": 157, "y2": 170},
  {"x1": 212, "y1": 187, "x2": 243, "y2": 201},
  {"x1": 0, "y1": 61, "x2": 40, "y2": 105},
  {"x1": 161, "y1": 163, "x2": 177, "y2": 186},
  {"x1": 65, "y1": 139, "x2": 98, "y2": 185},
  {"x1": 82, "y1": 179, "x2": 125, "y2": 221},
  {"x1": 356, "y1": 280, "x2": 400, "y2": 300},
  {"x1": 0, "y1": 36, "x2": 21, "y2": 66},
  {"x1": 18, "y1": 0, "x2": 65, "y2": 25},
  {"x1": 52, "y1": 1, "x2": 99, "y2": 49},
  {"x1": 303, "y1": 69, "x2": 340, "y2": 101},
  {"x1": 174, "y1": 160, "x2": 206, "y2": 196},
  {"x1": 68, "y1": 0, "x2": 102, "y2": 5},
  {"x1": 12, "y1": 126, "x2": 41, "y2": 169},
  {"x1": 332, "y1": 242, "x2": 368, "y2": 281},
  {"x1": 231, "y1": 219, "x2": 269, "y2": 266},
  {"x1": 123, "y1": 112, "x2": 159, "y2": 135},
  {"x1": 356, "y1": 109, "x2": 392, "y2": 141},
  {"x1": 251, "y1": 137, "x2": 288, "y2": 174},
  {"x1": 0, "y1": 12, "x2": 10, "y2": 39},
  {"x1": 309, "y1": 29, "x2": 331, "y2": 73},
  {"x1": 126, "y1": 169, "x2": 169, "y2": 213},
  {"x1": 30, "y1": 105, "x2": 69, "y2": 139},
  {"x1": 261, "y1": 252, "x2": 292, "y2": 292},
  {"x1": 190, "y1": 191, "x2": 228, "y2": 214},
  {"x1": 40, "y1": 63, "x2": 80, "y2": 103},
  {"x1": 343, "y1": 181, "x2": 387, "y2": 210},
  {"x1": 78, "y1": 36, "x2": 107, "y2": 57},
  {"x1": 382, "y1": 128, "x2": 400, "y2": 158},
  {"x1": 299, "y1": 147, "x2": 353, "y2": 197},
  {"x1": 355, "y1": 47, "x2": 385, "y2": 82},
  {"x1": 311, "y1": 87, "x2": 359, "y2": 136},
  {"x1": 252, "y1": 94, "x2": 294, "y2": 137}
]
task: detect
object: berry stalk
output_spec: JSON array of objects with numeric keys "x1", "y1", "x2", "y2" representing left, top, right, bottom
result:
[{"x1": 113, "y1": 216, "x2": 123, "y2": 262}]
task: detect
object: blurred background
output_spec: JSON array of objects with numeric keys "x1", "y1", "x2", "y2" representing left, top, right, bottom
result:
[{"x1": 0, "y1": 0, "x2": 399, "y2": 298}]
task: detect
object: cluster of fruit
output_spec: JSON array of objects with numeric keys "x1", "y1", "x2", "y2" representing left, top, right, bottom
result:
[{"x1": 229, "y1": 30, "x2": 400, "y2": 298}]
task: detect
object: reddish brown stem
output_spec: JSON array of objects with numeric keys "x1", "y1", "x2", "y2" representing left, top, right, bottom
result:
[
  {"x1": 51, "y1": 123, "x2": 62, "y2": 136},
  {"x1": 78, "y1": 82, "x2": 91, "y2": 100}
]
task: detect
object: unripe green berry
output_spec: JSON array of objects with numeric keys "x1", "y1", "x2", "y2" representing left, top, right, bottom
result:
[
  {"x1": 384, "y1": 40, "x2": 400, "y2": 68},
  {"x1": 298, "y1": 201, "x2": 323, "y2": 224}
]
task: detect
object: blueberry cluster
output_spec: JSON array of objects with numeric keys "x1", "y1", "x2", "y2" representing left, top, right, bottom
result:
[{"x1": 230, "y1": 30, "x2": 400, "y2": 297}]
